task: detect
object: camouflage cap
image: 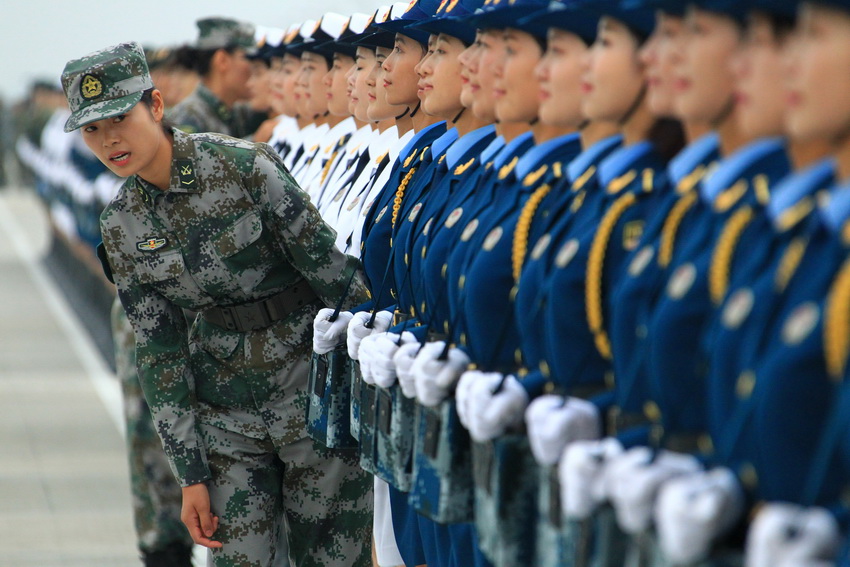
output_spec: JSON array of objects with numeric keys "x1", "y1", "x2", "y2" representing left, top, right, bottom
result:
[
  {"x1": 61, "y1": 41, "x2": 153, "y2": 133},
  {"x1": 195, "y1": 17, "x2": 257, "y2": 52}
]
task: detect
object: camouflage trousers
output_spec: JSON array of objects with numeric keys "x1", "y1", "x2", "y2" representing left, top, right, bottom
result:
[
  {"x1": 191, "y1": 346, "x2": 373, "y2": 567},
  {"x1": 111, "y1": 299, "x2": 193, "y2": 555}
]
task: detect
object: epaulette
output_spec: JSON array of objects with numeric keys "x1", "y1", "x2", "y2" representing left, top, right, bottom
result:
[
  {"x1": 522, "y1": 164, "x2": 549, "y2": 188},
  {"x1": 454, "y1": 157, "x2": 476, "y2": 176},
  {"x1": 586, "y1": 192, "x2": 638, "y2": 360},
  {"x1": 498, "y1": 156, "x2": 519, "y2": 180},
  {"x1": 709, "y1": 206, "x2": 754, "y2": 306}
]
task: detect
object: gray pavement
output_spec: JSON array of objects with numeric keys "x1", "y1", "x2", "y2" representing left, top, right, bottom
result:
[{"x1": 0, "y1": 187, "x2": 140, "y2": 566}]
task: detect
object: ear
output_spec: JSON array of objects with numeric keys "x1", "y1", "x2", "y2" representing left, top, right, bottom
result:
[
  {"x1": 211, "y1": 48, "x2": 230, "y2": 73},
  {"x1": 150, "y1": 89, "x2": 166, "y2": 122}
]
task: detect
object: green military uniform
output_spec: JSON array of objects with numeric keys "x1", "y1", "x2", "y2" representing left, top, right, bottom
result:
[
  {"x1": 112, "y1": 298, "x2": 194, "y2": 564},
  {"x1": 62, "y1": 43, "x2": 372, "y2": 567},
  {"x1": 167, "y1": 17, "x2": 266, "y2": 138}
]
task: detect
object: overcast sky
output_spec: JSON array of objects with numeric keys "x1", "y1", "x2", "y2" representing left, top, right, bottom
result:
[{"x1": 1, "y1": 0, "x2": 383, "y2": 103}]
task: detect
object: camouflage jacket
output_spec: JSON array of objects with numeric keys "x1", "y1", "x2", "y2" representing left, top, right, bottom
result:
[
  {"x1": 100, "y1": 128, "x2": 368, "y2": 486},
  {"x1": 167, "y1": 83, "x2": 265, "y2": 138}
]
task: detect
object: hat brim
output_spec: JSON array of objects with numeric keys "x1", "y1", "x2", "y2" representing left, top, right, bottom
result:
[{"x1": 64, "y1": 91, "x2": 143, "y2": 133}]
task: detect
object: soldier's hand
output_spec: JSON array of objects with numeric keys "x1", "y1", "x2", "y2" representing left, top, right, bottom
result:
[
  {"x1": 560, "y1": 437, "x2": 624, "y2": 520},
  {"x1": 313, "y1": 309, "x2": 353, "y2": 354},
  {"x1": 525, "y1": 395, "x2": 600, "y2": 466},
  {"x1": 605, "y1": 447, "x2": 701, "y2": 535},
  {"x1": 394, "y1": 334, "x2": 422, "y2": 398},
  {"x1": 745, "y1": 503, "x2": 840, "y2": 567},
  {"x1": 466, "y1": 373, "x2": 528, "y2": 442},
  {"x1": 412, "y1": 342, "x2": 470, "y2": 407},
  {"x1": 654, "y1": 467, "x2": 744, "y2": 565},
  {"x1": 181, "y1": 483, "x2": 222, "y2": 549}
]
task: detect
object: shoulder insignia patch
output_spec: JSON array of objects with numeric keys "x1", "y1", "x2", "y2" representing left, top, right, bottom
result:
[
  {"x1": 713, "y1": 180, "x2": 748, "y2": 213},
  {"x1": 454, "y1": 158, "x2": 476, "y2": 176},
  {"x1": 628, "y1": 245, "x2": 655, "y2": 277},
  {"x1": 408, "y1": 202, "x2": 423, "y2": 222},
  {"x1": 499, "y1": 156, "x2": 519, "y2": 180},
  {"x1": 607, "y1": 170, "x2": 637, "y2": 195},
  {"x1": 530, "y1": 233, "x2": 552, "y2": 261}
]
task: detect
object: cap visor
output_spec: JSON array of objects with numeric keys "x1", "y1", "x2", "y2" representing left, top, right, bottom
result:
[{"x1": 64, "y1": 91, "x2": 143, "y2": 133}]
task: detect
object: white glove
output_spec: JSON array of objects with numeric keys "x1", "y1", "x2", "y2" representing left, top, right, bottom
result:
[
  {"x1": 346, "y1": 310, "x2": 393, "y2": 360},
  {"x1": 525, "y1": 395, "x2": 601, "y2": 466},
  {"x1": 746, "y1": 503, "x2": 841, "y2": 567},
  {"x1": 455, "y1": 370, "x2": 483, "y2": 430},
  {"x1": 356, "y1": 333, "x2": 381, "y2": 385},
  {"x1": 605, "y1": 447, "x2": 701, "y2": 535},
  {"x1": 560, "y1": 438, "x2": 624, "y2": 520},
  {"x1": 466, "y1": 373, "x2": 529, "y2": 442},
  {"x1": 393, "y1": 336, "x2": 421, "y2": 398},
  {"x1": 412, "y1": 342, "x2": 471, "y2": 407},
  {"x1": 370, "y1": 332, "x2": 414, "y2": 388},
  {"x1": 655, "y1": 467, "x2": 744, "y2": 565},
  {"x1": 312, "y1": 309, "x2": 354, "y2": 354}
]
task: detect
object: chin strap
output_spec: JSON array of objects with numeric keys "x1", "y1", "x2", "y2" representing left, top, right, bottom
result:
[{"x1": 618, "y1": 83, "x2": 647, "y2": 127}]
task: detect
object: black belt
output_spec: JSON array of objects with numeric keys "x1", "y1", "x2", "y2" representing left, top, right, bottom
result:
[{"x1": 203, "y1": 284, "x2": 318, "y2": 332}]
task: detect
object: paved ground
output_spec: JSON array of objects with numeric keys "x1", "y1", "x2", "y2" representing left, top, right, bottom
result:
[{"x1": 0, "y1": 186, "x2": 140, "y2": 566}]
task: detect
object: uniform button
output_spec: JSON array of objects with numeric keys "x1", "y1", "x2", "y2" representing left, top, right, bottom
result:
[
  {"x1": 459, "y1": 275, "x2": 466, "y2": 290},
  {"x1": 604, "y1": 371, "x2": 615, "y2": 390},
  {"x1": 698, "y1": 434, "x2": 715, "y2": 455},
  {"x1": 441, "y1": 263, "x2": 448, "y2": 278},
  {"x1": 410, "y1": 306, "x2": 416, "y2": 317},
  {"x1": 739, "y1": 462, "x2": 758, "y2": 490},
  {"x1": 514, "y1": 348, "x2": 523, "y2": 365},
  {"x1": 544, "y1": 382, "x2": 555, "y2": 394},
  {"x1": 540, "y1": 360, "x2": 551, "y2": 378},
  {"x1": 421, "y1": 246, "x2": 427, "y2": 258},
  {"x1": 421, "y1": 301, "x2": 427, "y2": 314},
  {"x1": 736, "y1": 370, "x2": 756, "y2": 399},
  {"x1": 460, "y1": 333, "x2": 467, "y2": 346},
  {"x1": 443, "y1": 321, "x2": 449, "y2": 334},
  {"x1": 636, "y1": 325, "x2": 648, "y2": 338},
  {"x1": 644, "y1": 401, "x2": 662, "y2": 423}
]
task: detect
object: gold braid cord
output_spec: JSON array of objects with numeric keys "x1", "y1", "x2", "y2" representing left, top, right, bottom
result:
[
  {"x1": 775, "y1": 237, "x2": 808, "y2": 294},
  {"x1": 586, "y1": 192, "x2": 637, "y2": 360},
  {"x1": 512, "y1": 183, "x2": 554, "y2": 282},
  {"x1": 391, "y1": 166, "x2": 418, "y2": 228},
  {"x1": 825, "y1": 257, "x2": 850, "y2": 381},
  {"x1": 658, "y1": 191, "x2": 699, "y2": 269},
  {"x1": 709, "y1": 206, "x2": 754, "y2": 306}
]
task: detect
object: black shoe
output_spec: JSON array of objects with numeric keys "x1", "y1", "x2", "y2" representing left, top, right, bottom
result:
[{"x1": 142, "y1": 542, "x2": 194, "y2": 567}]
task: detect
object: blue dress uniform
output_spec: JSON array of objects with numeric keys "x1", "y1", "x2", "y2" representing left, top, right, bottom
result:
[
  {"x1": 706, "y1": 187, "x2": 850, "y2": 558},
  {"x1": 643, "y1": 138, "x2": 790, "y2": 451},
  {"x1": 704, "y1": 158, "x2": 834, "y2": 436},
  {"x1": 606, "y1": 132, "x2": 720, "y2": 448}
]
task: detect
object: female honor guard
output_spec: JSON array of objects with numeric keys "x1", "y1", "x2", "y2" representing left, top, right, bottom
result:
[{"x1": 62, "y1": 42, "x2": 372, "y2": 567}]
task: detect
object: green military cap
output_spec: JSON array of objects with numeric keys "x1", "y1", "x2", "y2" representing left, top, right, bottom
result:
[
  {"x1": 60, "y1": 41, "x2": 153, "y2": 133},
  {"x1": 195, "y1": 16, "x2": 257, "y2": 53}
]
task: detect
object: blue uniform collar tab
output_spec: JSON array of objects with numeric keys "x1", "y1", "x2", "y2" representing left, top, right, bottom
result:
[
  {"x1": 480, "y1": 135, "x2": 506, "y2": 165},
  {"x1": 431, "y1": 127, "x2": 460, "y2": 159},
  {"x1": 515, "y1": 132, "x2": 581, "y2": 180},
  {"x1": 668, "y1": 132, "x2": 720, "y2": 185},
  {"x1": 597, "y1": 140, "x2": 654, "y2": 189},
  {"x1": 566, "y1": 134, "x2": 622, "y2": 184},
  {"x1": 821, "y1": 178, "x2": 850, "y2": 233},
  {"x1": 768, "y1": 158, "x2": 835, "y2": 221},
  {"x1": 445, "y1": 124, "x2": 497, "y2": 168},
  {"x1": 701, "y1": 137, "x2": 786, "y2": 202}
]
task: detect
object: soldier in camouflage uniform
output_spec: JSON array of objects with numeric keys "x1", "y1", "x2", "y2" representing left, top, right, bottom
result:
[
  {"x1": 61, "y1": 42, "x2": 373, "y2": 567},
  {"x1": 168, "y1": 18, "x2": 267, "y2": 138}
]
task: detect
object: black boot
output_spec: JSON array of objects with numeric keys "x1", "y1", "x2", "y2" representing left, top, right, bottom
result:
[{"x1": 141, "y1": 541, "x2": 194, "y2": 567}]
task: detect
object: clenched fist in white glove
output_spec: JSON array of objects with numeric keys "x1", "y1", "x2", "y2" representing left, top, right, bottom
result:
[
  {"x1": 346, "y1": 310, "x2": 393, "y2": 360},
  {"x1": 560, "y1": 438, "x2": 624, "y2": 520},
  {"x1": 465, "y1": 373, "x2": 529, "y2": 442},
  {"x1": 525, "y1": 395, "x2": 601, "y2": 466},
  {"x1": 455, "y1": 370, "x2": 483, "y2": 429},
  {"x1": 370, "y1": 332, "x2": 416, "y2": 388},
  {"x1": 655, "y1": 467, "x2": 744, "y2": 565},
  {"x1": 356, "y1": 333, "x2": 382, "y2": 385},
  {"x1": 393, "y1": 337, "x2": 421, "y2": 399},
  {"x1": 746, "y1": 503, "x2": 840, "y2": 567},
  {"x1": 605, "y1": 447, "x2": 701, "y2": 535},
  {"x1": 412, "y1": 342, "x2": 470, "y2": 407},
  {"x1": 312, "y1": 309, "x2": 354, "y2": 354}
]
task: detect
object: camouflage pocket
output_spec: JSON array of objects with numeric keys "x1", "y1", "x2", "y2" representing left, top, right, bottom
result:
[{"x1": 212, "y1": 210, "x2": 276, "y2": 293}]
